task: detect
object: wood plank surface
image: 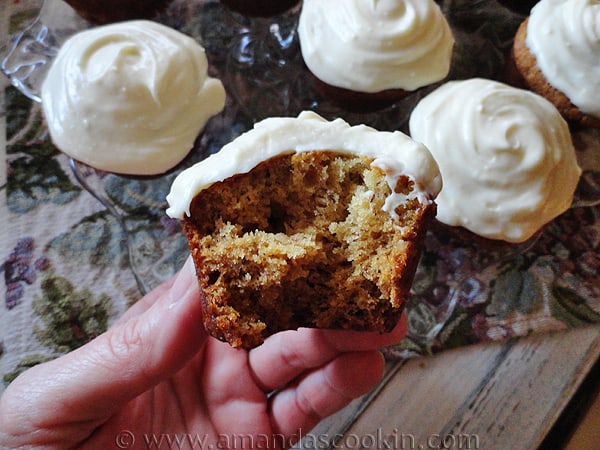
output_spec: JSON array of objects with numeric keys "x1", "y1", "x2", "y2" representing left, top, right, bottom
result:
[
  {"x1": 300, "y1": 325, "x2": 600, "y2": 450},
  {"x1": 564, "y1": 386, "x2": 600, "y2": 450}
]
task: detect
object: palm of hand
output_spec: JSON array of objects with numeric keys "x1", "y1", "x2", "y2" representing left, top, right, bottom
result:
[
  {"x1": 87, "y1": 332, "x2": 392, "y2": 449},
  {"x1": 85, "y1": 339, "x2": 276, "y2": 449}
]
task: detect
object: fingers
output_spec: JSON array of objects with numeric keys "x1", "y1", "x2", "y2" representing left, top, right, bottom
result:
[
  {"x1": 201, "y1": 339, "x2": 273, "y2": 438},
  {"x1": 252, "y1": 315, "x2": 407, "y2": 443},
  {"x1": 2, "y1": 257, "x2": 207, "y2": 426},
  {"x1": 269, "y1": 351, "x2": 386, "y2": 438},
  {"x1": 249, "y1": 313, "x2": 406, "y2": 392}
]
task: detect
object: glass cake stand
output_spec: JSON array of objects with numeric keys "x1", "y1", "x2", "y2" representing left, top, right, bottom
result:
[{"x1": 1, "y1": 0, "x2": 88, "y2": 102}]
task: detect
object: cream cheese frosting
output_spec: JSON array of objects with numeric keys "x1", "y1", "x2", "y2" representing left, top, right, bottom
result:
[
  {"x1": 297, "y1": 0, "x2": 455, "y2": 93},
  {"x1": 409, "y1": 78, "x2": 581, "y2": 243},
  {"x1": 166, "y1": 111, "x2": 442, "y2": 220},
  {"x1": 41, "y1": 20, "x2": 226, "y2": 175},
  {"x1": 526, "y1": 0, "x2": 600, "y2": 118}
]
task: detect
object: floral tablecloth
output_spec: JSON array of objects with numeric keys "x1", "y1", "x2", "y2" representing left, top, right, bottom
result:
[{"x1": 2, "y1": 0, "x2": 600, "y2": 392}]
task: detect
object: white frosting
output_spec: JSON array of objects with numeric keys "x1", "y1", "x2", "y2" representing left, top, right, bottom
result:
[
  {"x1": 41, "y1": 20, "x2": 226, "y2": 175},
  {"x1": 409, "y1": 78, "x2": 581, "y2": 243},
  {"x1": 166, "y1": 111, "x2": 442, "y2": 220},
  {"x1": 526, "y1": 0, "x2": 600, "y2": 118},
  {"x1": 297, "y1": 0, "x2": 455, "y2": 93}
]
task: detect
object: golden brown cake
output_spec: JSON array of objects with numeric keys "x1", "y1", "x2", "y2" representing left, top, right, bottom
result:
[
  {"x1": 183, "y1": 152, "x2": 434, "y2": 348},
  {"x1": 166, "y1": 112, "x2": 442, "y2": 349},
  {"x1": 63, "y1": 0, "x2": 173, "y2": 25},
  {"x1": 511, "y1": 2, "x2": 600, "y2": 129}
]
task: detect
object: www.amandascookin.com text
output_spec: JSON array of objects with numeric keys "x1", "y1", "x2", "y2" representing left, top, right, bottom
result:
[{"x1": 114, "y1": 428, "x2": 481, "y2": 450}]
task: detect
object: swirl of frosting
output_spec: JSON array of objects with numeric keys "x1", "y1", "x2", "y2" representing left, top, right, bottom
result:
[
  {"x1": 297, "y1": 0, "x2": 455, "y2": 93},
  {"x1": 526, "y1": 0, "x2": 600, "y2": 118},
  {"x1": 166, "y1": 111, "x2": 442, "y2": 220},
  {"x1": 41, "y1": 20, "x2": 226, "y2": 175},
  {"x1": 409, "y1": 78, "x2": 581, "y2": 243}
]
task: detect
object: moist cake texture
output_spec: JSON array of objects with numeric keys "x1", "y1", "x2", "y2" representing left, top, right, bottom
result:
[{"x1": 182, "y1": 151, "x2": 435, "y2": 349}]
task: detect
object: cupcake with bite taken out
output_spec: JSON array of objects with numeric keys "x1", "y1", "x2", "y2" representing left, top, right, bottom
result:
[
  {"x1": 166, "y1": 111, "x2": 441, "y2": 349},
  {"x1": 297, "y1": 0, "x2": 455, "y2": 112}
]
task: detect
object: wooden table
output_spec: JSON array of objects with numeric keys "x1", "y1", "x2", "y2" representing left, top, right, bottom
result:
[{"x1": 302, "y1": 325, "x2": 600, "y2": 450}]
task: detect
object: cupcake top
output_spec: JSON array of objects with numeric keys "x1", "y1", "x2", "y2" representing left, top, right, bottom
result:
[
  {"x1": 41, "y1": 20, "x2": 226, "y2": 175},
  {"x1": 526, "y1": 0, "x2": 600, "y2": 118},
  {"x1": 166, "y1": 111, "x2": 442, "y2": 220},
  {"x1": 297, "y1": 0, "x2": 455, "y2": 93},
  {"x1": 409, "y1": 78, "x2": 581, "y2": 243}
]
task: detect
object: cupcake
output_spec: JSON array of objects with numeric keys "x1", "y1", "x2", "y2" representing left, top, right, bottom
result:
[
  {"x1": 512, "y1": 0, "x2": 600, "y2": 129},
  {"x1": 220, "y1": 0, "x2": 301, "y2": 17},
  {"x1": 63, "y1": 0, "x2": 174, "y2": 25},
  {"x1": 297, "y1": 0, "x2": 455, "y2": 112},
  {"x1": 41, "y1": 21, "x2": 226, "y2": 176},
  {"x1": 166, "y1": 111, "x2": 441, "y2": 349},
  {"x1": 497, "y1": 1, "x2": 540, "y2": 14},
  {"x1": 409, "y1": 78, "x2": 581, "y2": 244}
]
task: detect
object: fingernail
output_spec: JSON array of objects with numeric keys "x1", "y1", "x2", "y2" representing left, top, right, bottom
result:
[{"x1": 169, "y1": 256, "x2": 196, "y2": 305}]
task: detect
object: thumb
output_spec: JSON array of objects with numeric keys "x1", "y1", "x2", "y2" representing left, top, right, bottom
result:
[{"x1": 6, "y1": 256, "x2": 207, "y2": 423}]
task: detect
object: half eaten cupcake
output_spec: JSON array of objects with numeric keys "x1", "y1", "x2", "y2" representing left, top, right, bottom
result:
[{"x1": 166, "y1": 112, "x2": 441, "y2": 349}]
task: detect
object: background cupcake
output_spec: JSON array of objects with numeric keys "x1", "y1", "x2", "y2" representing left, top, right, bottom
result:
[
  {"x1": 64, "y1": 0, "x2": 174, "y2": 24},
  {"x1": 297, "y1": 0, "x2": 455, "y2": 112},
  {"x1": 497, "y1": 0, "x2": 540, "y2": 15},
  {"x1": 409, "y1": 78, "x2": 581, "y2": 244},
  {"x1": 220, "y1": 0, "x2": 301, "y2": 17},
  {"x1": 511, "y1": 0, "x2": 600, "y2": 128},
  {"x1": 41, "y1": 21, "x2": 226, "y2": 175}
]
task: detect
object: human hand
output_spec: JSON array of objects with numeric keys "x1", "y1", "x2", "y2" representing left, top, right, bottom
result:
[{"x1": 0, "y1": 256, "x2": 406, "y2": 449}]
